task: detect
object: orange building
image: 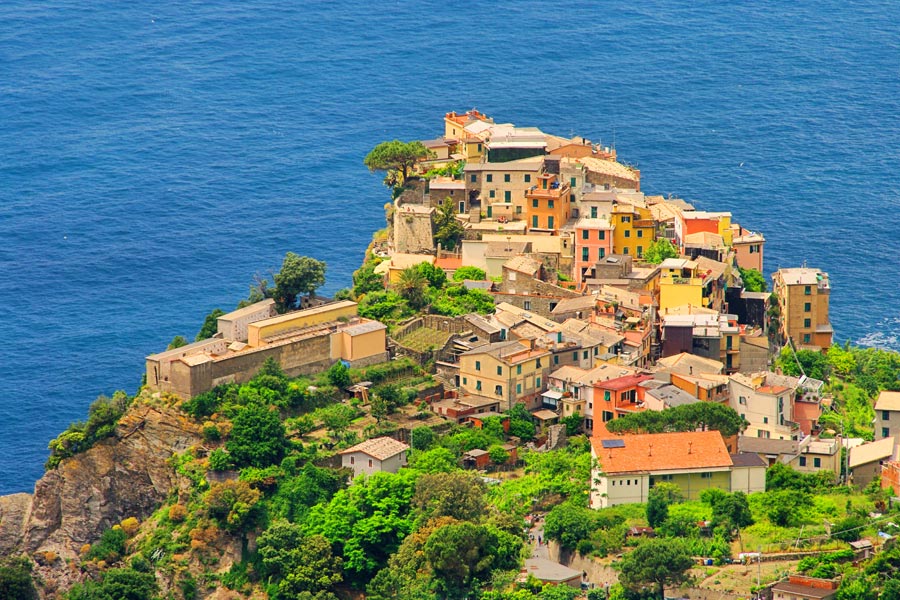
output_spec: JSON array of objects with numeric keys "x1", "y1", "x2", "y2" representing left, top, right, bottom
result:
[
  {"x1": 594, "y1": 374, "x2": 654, "y2": 422},
  {"x1": 526, "y1": 173, "x2": 571, "y2": 233}
]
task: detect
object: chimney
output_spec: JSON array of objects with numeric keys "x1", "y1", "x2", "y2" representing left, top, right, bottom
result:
[
  {"x1": 648, "y1": 442, "x2": 653, "y2": 457},
  {"x1": 688, "y1": 441, "x2": 693, "y2": 454}
]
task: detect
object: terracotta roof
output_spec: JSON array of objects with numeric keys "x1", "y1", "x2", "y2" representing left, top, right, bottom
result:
[
  {"x1": 340, "y1": 436, "x2": 409, "y2": 461},
  {"x1": 770, "y1": 582, "x2": 837, "y2": 599},
  {"x1": 875, "y1": 391, "x2": 900, "y2": 412},
  {"x1": 595, "y1": 374, "x2": 654, "y2": 391},
  {"x1": 434, "y1": 256, "x2": 463, "y2": 270},
  {"x1": 592, "y1": 430, "x2": 733, "y2": 475}
]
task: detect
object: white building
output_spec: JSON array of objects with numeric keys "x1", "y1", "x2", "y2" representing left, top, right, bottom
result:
[{"x1": 339, "y1": 437, "x2": 410, "y2": 478}]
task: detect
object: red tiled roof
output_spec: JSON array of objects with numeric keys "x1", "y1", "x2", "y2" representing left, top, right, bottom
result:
[
  {"x1": 434, "y1": 256, "x2": 463, "y2": 270},
  {"x1": 595, "y1": 374, "x2": 654, "y2": 391},
  {"x1": 592, "y1": 429, "x2": 732, "y2": 474}
]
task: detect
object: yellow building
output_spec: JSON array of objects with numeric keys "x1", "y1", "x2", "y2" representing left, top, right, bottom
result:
[
  {"x1": 332, "y1": 320, "x2": 388, "y2": 363},
  {"x1": 247, "y1": 300, "x2": 358, "y2": 347},
  {"x1": 610, "y1": 202, "x2": 655, "y2": 258},
  {"x1": 458, "y1": 341, "x2": 552, "y2": 411},
  {"x1": 772, "y1": 267, "x2": 833, "y2": 350},
  {"x1": 444, "y1": 109, "x2": 494, "y2": 161},
  {"x1": 657, "y1": 258, "x2": 704, "y2": 312},
  {"x1": 373, "y1": 253, "x2": 436, "y2": 285}
]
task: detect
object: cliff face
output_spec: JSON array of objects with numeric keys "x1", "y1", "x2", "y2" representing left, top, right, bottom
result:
[{"x1": 0, "y1": 399, "x2": 201, "y2": 591}]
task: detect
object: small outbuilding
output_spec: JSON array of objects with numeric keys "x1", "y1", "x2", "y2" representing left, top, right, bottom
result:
[{"x1": 339, "y1": 437, "x2": 409, "y2": 478}]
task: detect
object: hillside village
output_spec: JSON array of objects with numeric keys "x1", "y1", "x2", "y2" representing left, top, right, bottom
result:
[{"x1": 86, "y1": 110, "x2": 899, "y2": 599}]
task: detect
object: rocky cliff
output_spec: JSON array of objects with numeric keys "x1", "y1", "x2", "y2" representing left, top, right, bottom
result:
[{"x1": 0, "y1": 397, "x2": 202, "y2": 593}]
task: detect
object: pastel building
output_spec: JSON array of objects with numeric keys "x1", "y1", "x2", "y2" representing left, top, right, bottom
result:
[
  {"x1": 526, "y1": 173, "x2": 571, "y2": 233},
  {"x1": 573, "y1": 217, "x2": 615, "y2": 288},
  {"x1": 772, "y1": 267, "x2": 833, "y2": 350},
  {"x1": 340, "y1": 437, "x2": 410, "y2": 478}
]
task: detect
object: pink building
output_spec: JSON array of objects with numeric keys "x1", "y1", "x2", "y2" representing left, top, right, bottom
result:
[{"x1": 574, "y1": 217, "x2": 614, "y2": 288}]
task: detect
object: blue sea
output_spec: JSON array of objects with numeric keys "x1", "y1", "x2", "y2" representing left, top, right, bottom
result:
[{"x1": 1, "y1": 0, "x2": 899, "y2": 494}]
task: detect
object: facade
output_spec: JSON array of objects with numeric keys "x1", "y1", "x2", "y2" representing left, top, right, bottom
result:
[
  {"x1": 590, "y1": 429, "x2": 765, "y2": 508},
  {"x1": 658, "y1": 258, "x2": 705, "y2": 312},
  {"x1": 731, "y1": 225, "x2": 765, "y2": 272},
  {"x1": 525, "y1": 173, "x2": 571, "y2": 233},
  {"x1": 773, "y1": 267, "x2": 833, "y2": 350},
  {"x1": 573, "y1": 217, "x2": 615, "y2": 288},
  {"x1": 771, "y1": 577, "x2": 838, "y2": 600},
  {"x1": 339, "y1": 437, "x2": 410, "y2": 478},
  {"x1": 216, "y1": 299, "x2": 276, "y2": 342},
  {"x1": 610, "y1": 200, "x2": 655, "y2": 258},
  {"x1": 458, "y1": 341, "x2": 552, "y2": 411},
  {"x1": 246, "y1": 300, "x2": 358, "y2": 347},
  {"x1": 873, "y1": 391, "x2": 900, "y2": 443},
  {"x1": 464, "y1": 157, "x2": 545, "y2": 218},
  {"x1": 848, "y1": 437, "x2": 896, "y2": 488},
  {"x1": 594, "y1": 374, "x2": 655, "y2": 422},
  {"x1": 729, "y1": 372, "x2": 800, "y2": 440},
  {"x1": 675, "y1": 210, "x2": 733, "y2": 250}
]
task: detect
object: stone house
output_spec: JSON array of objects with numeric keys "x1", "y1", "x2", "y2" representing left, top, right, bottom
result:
[
  {"x1": 340, "y1": 437, "x2": 410, "y2": 478},
  {"x1": 216, "y1": 299, "x2": 276, "y2": 342}
]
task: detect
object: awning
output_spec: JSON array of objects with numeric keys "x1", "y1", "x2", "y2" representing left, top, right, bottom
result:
[{"x1": 541, "y1": 390, "x2": 563, "y2": 400}]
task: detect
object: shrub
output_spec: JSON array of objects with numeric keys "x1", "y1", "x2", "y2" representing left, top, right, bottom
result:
[
  {"x1": 168, "y1": 504, "x2": 187, "y2": 523},
  {"x1": 85, "y1": 527, "x2": 128, "y2": 562},
  {"x1": 119, "y1": 517, "x2": 140, "y2": 537}
]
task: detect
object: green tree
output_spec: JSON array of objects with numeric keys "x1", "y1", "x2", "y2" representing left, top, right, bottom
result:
[
  {"x1": 258, "y1": 521, "x2": 343, "y2": 600},
  {"x1": 67, "y1": 567, "x2": 159, "y2": 600},
  {"x1": 619, "y1": 539, "x2": 693, "y2": 600},
  {"x1": 273, "y1": 252, "x2": 327, "y2": 311},
  {"x1": 416, "y1": 261, "x2": 448, "y2": 289},
  {"x1": 413, "y1": 471, "x2": 486, "y2": 522},
  {"x1": 409, "y1": 447, "x2": 459, "y2": 474},
  {"x1": 642, "y1": 239, "x2": 679, "y2": 264},
  {"x1": 452, "y1": 266, "x2": 486, "y2": 282},
  {"x1": 544, "y1": 501, "x2": 597, "y2": 550},
  {"x1": 411, "y1": 426, "x2": 436, "y2": 451},
  {"x1": 832, "y1": 514, "x2": 865, "y2": 542},
  {"x1": 226, "y1": 402, "x2": 288, "y2": 468},
  {"x1": 561, "y1": 413, "x2": 584, "y2": 436},
  {"x1": 319, "y1": 404, "x2": 356, "y2": 439},
  {"x1": 396, "y1": 266, "x2": 430, "y2": 310},
  {"x1": 507, "y1": 404, "x2": 536, "y2": 441},
  {"x1": 326, "y1": 361, "x2": 352, "y2": 389},
  {"x1": 433, "y1": 198, "x2": 465, "y2": 251},
  {"x1": 353, "y1": 261, "x2": 385, "y2": 297},
  {"x1": 489, "y1": 445, "x2": 509, "y2": 466},
  {"x1": 766, "y1": 490, "x2": 811, "y2": 527},
  {"x1": 776, "y1": 347, "x2": 829, "y2": 380},
  {"x1": 364, "y1": 140, "x2": 431, "y2": 185},
  {"x1": 606, "y1": 402, "x2": 745, "y2": 437},
  {"x1": 195, "y1": 308, "x2": 225, "y2": 341},
  {"x1": 646, "y1": 483, "x2": 682, "y2": 528},
  {"x1": 205, "y1": 480, "x2": 262, "y2": 532},
  {"x1": 739, "y1": 267, "x2": 767, "y2": 293},
  {"x1": 357, "y1": 290, "x2": 414, "y2": 322},
  {"x1": 0, "y1": 557, "x2": 37, "y2": 600},
  {"x1": 167, "y1": 335, "x2": 188, "y2": 350},
  {"x1": 424, "y1": 522, "x2": 522, "y2": 599},
  {"x1": 701, "y1": 490, "x2": 753, "y2": 537}
]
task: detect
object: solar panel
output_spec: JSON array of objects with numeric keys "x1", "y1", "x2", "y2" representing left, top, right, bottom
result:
[{"x1": 601, "y1": 439, "x2": 625, "y2": 449}]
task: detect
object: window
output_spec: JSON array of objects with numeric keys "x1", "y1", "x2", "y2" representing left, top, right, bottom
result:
[
  {"x1": 799, "y1": 456, "x2": 807, "y2": 467},
  {"x1": 524, "y1": 300, "x2": 532, "y2": 310},
  {"x1": 637, "y1": 230, "x2": 643, "y2": 238},
  {"x1": 739, "y1": 396, "x2": 747, "y2": 405},
  {"x1": 536, "y1": 358, "x2": 542, "y2": 368},
  {"x1": 884, "y1": 411, "x2": 891, "y2": 421},
  {"x1": 804, "y1": 302, "x2": 811, "y2": 312},
  {"x1": 470, "y1": 174, "x2": 476, "y2": 182},
  {"x1": 604, "y1": 391, "x2": 611, "y2": 401},
  {"x1": 622, "y1": 216, "x2": 631, "y2": 223},
  {"x1": 475, "y1": 360, "x2": 481, "y2": 371},
  {"x1": 536, "y1": 377, "x2": 541, "y2": 388},
  {"x1": 582, "y1": 248, "x2": 590, "y2": 261},
  {"x1": 495, "y1": 385, "x2": 502, "y2": 396},
  {"x1": 476, "y1": 380, "x2": 482, "y2": 391},
  {"x1": 763, "y1": 417, "x2": 768, "y2": 424},
  {"x1": 623, "y1": 247, "x2": 630, "y2": 254},
  {"x1": 602, "y1": 411, "x2": 614, "y2": 422},
  {"x1": 570, "y1": 193, "x2": 575, "y2": 202},
  {"x1": 804, "y1": 318, "x2": 811, "y2": 328},
  {"x1": 533, "y1": 199, "x2": 539, "y2": 208},
  {"x1": 350, "y1": 456, "x2": 355, "y2": 465},
  {"x1": 599, "y1": 231, "x2": 605, "y2": 240},
  {"x1": 504, "y1": 174, "x2": 511, "y2": 183},
  {"x1": 884, "y1": 427, "x2": 891, "y2": 439},
  {"x1": 548, "y1": 199, "x2": 554, "y2": 209},
  {"x1": 599, "y1": 248, "x2": 605, "y2": 258},
  {"x1": 504, "y1": 190, "x2": 511, "y2": 202},
  {"x1": 548, "y1": 216, "x2": 554, "y2": 229},
  {"x1": 497, "y1": 365, "x2": 503, "y2": 376},
  {"x1": 700, "y1": 472, "x2": 712, "y2": 479},
  {"x1": 486, "y1": 174, "x2": 493, "y2": 183},
  {"x1": 573, "y1": 352, "x2": 578, "y2": 361},
  {"x1": 570, "y1": 177, "x2": 576, "y2": 186},
  {"x1": 459, "y1": 201, "x2": 465, "y2": 213},
  {"x1": 583, "y1": 350, "x2": 589, "y2": 359},
  {"x1": 813, "y1": 457, "x2": 821, "y2": 468},
  {"x1": 591, "y1": 206, "x2": 598, "y2": 218},
  {"x1": 637, "y1": 245, "x2": 643, "y2": 258},
  {"x1": 462, "y1": 377, "x2": 467, "y2": 385},
  {"x1": 477, "y1": 143, "x2": 482, "y2": 151},
  {"x1": 553, "y1": 355, "x2": 559, "y2": 365},
  {"x1": 516, "y1": 206, "x2": 522, "y2": 214},
  {"x1": 624, "y1": 230, "x2": 631, "y2": 238},
  {"x1": 489, "y1": 190, "x2": 496, "y2": 198},
  {"x1": 368, "y1": 459, "x2": 373, "y2": 468},
  {"x1": 517, "y1": 364, "x2": 522, "y2": 375},
  {"x1": 805, "y1": 285, "x2": 811, "y2": 295},
  {"x1": 532, "y1": 216, "x2": 538, "y2": 228},
  {"x1": 524, "y1": 174, "x2": 531, "y2": 183},
  {"x1": 803, "y1": 334, "x2": 811, "y2": 343},
  {"x1": 517, "y1": 383, "x2": 522, "y2": 394},
  {"x1": 582, "y1": 230, "x2": 589, "y2": 240}
]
